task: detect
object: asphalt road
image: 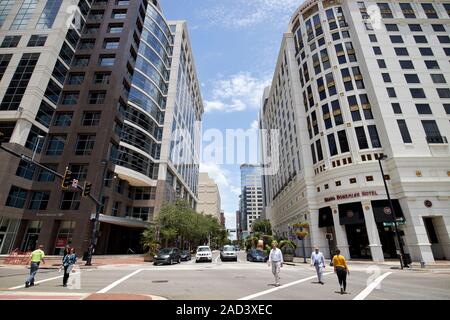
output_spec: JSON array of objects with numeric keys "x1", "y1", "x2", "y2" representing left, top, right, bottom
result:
[{"x1": 1, "y1": 251, "x2": 449, "y2": 300}]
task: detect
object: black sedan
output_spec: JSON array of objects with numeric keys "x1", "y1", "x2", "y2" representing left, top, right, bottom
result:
[
  {"x1": 247, "y1": 249, "x2": 268, "y2": 262},
  {"x1": 180, "y1": 250, "x2": 191, "y2": 261},
  {"x1": 153, "y1": 247, "x2": 181, "y2": 265}
]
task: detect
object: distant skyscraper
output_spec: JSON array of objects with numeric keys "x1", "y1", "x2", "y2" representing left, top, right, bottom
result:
[
  {"x1": 0, "y1": 0, "x2": 203, "y2": 255},
  {"x1": 239, "y1": 164, "x2": 263, "y2": 239},
  {"x1": 197, "y1": 172, "x2": 221, "y2": 219}
]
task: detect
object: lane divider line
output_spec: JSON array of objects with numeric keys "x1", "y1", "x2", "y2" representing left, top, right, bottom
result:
[
  {"x1": 239, "y1": 272, "x2": 334, "y2": 300},
  {"x1": 96, "y1": 269, "x2": 143, "y2": 293},
  {"x1": 353, "y1": 272, "x2": 392, "y2": 300}
]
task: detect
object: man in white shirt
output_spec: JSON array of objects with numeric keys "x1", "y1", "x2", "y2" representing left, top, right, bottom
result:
[
  {"x1": 311, "y1": 247, "x2": 326, "y2": 284},
  {"x1": 268, "y1": 240, "x2": 283, "y2": 286}
]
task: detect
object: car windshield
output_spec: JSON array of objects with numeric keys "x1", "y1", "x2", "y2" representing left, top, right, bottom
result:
[
  {"x1": 197, "y1": 247, "x2": 210, "y2": 252},
  {"x1": 223, "y1": 246, "x2": 235, "y2": 251},
  {"x1": 159, "y1": 248, "x2": 172, "y2": 254},
  {"x1": 253, "y1": 250, "x2": 265, "y2": 256}
]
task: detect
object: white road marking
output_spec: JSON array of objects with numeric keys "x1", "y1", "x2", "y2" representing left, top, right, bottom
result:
[
  {"x1": 215, "y1": 255, "x2": 220, "y2": 264},
  {"x1": 353, "y1": 272, "x2": 392, "y2": 300},
  {"x1": 8, "y1": 268, "x2": 94, "y2": 290},
  {"x1": 96, "y1": 268, "x2": 143, "y2": 293},
  {"x1": 239, "y1": 272, "x2": 334, "y2": 300}
]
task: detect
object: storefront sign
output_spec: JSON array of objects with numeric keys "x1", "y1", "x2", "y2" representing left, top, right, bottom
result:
[
  {"x1": 55, "y1": 238, "x2": 67, "y2": 248},
  {"x1": 324, "y1": 191, "x2": 378, "y2": 202}
]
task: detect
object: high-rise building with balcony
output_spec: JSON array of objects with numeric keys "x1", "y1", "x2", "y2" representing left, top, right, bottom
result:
[
  {"x1": 261, "y1": 0, "x2": 450, "y2": 263},
  {"x1": 0, "y1": 0, "x2": 203, "y2": 255}
]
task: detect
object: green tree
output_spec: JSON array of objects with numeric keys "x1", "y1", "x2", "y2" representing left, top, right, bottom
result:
[{"x1": 252, "y1": 219, "x2": 272, "y2": 235}]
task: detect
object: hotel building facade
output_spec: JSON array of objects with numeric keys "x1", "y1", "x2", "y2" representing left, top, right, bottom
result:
[{"x1": 260, "y1": 0, "x2": 450, "y2": 262}]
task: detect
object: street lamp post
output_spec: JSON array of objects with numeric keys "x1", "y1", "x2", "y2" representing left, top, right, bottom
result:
[
  {"x1": 85, "y1": 160, "x2": 109, "y2": 266},
  {"x1": 378, "y1": 155, "x2": 406, "y2": 269},
  {"x1": 31, "y1": 135, "x2": 44, "y2": 161}
]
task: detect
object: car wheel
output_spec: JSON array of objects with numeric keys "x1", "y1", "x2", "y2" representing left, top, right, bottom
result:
[
  {"x1": 169, "y1": 258, "x2": 173, "y2": 265},
  {"x1": 153, "y1": 262, "x2": 157, "y2": 266},
  {"x1": 178, "y1": 258, "x2": 181, "y2": 264}
]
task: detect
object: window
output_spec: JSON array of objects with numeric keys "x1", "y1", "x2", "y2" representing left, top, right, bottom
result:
[
  {"x1": 337, "y1": 130, "x2": 349, "y2": 153},
  {"x1": 54, "y1": 112, "x2": 72, "y2": 127},
  {"x1": 16, "y1": 160, "x2": 35, "y2": 180},
  {"x1": 27, "y1": 35, "x2": 47, "y2": 47},
  {"x1": 377, "y1": 3, "x2": 393, "y2": 18},
  {"x1": 335, "y1": 181, "x2": 341, "y2": 187},
  {"x1": 360, "y1": 94, "x2": 373, "y2": 119},
  {"x1": 89, "y1": 10, "x2": 104, "y2": 20},
  {"x1": 108, "y1": 23, "x2": 123, "y2": 33},
  {"x1": 93, "y1": 72, "x2": 111, "y2": 84},
  {"x1": 0, "y1": 54, "x2": 12, "y2": 81},
  {"x1": 401, "y1": 3, "x2": 416, "y2": 18},
  {"x1": 348, "y1": 95, "x2": 361, "y2": 121},
  {"x1": 10, "y1": 0, "x2": 38, "y2": 30},
  {"x1": 391, "y1": 103, "x2": 402, "y2": 114},
  {"x1": 408, "y1": 24, "x2": 421, "y2": 32},
  {"x1": 37, "y1": 164, "x2": 57, "y2": 182},
  {"x1": 425, "y1": 61, "x2": 439, "y2": 70},
  {"x1": 369, "y1": 34, "x2": 377, "y2": 42},
  {"x1": 69, "y1": 164, "x2": 88, "y2": 181},
  {"x1": 419, "y1": 48, "x2": 433, "y2": 56},
  {"x1": 88, "y1": 91, "x2": 106, "y2": 104},
  {"x1": 46, "y1": 135, "x2": 66, "y2": 155},
  {"x1": 112, "y1": 10, "x2": 127, "y2": 19},
  {"x1": 28, "y1": 191, "x2": 50, "y2": 210},
  {"x1": 327, "y1": 133, "x2": 338, "y2": 156},
  {"x1": 116, "y1": 0, "x2": 130, "y2": 5},
  {"x1": 36, "y1": 0, "x2": 62, "y2": 28},
  {"x1": 61, "y1": 92, "x2": 79, "y2": 105},
  {"x1": 373, "y1": 46, "x2": 382, "y2": 55},
  {"x1": 366, "y1": 176, "x2": 374, "y2": 182},
  {"x1": 405, "y1": 74, "x2": 420, "y2": 83},
  {"x1": 60, "y1": 191, "x2": 80, "y2": 210},
  {"x1": 82, "y1": 111, "x2": 101, "y2": 126},
  {"x1": 75, "y1": 134, "x2": 96, "y2": 155},
  {"x1": 331, "y1": 99, "x2": 343, "y2": 126},
  {"x1": 400, "y1": 60, "x2": 414, "y2": 69},
  {"x1": 437, "y1": 88, "x2": 450, "y2": 99},
  {"x1": 0, "y1": 1, "x2": 15, "y2": 28},
  {"x1": 438, "y1": 36, "x2": 450, "y2": 44},
  {"x1": 310, "y1": 144, "x2": 316, "y2": 164},
  {"x1": 73, "y1": 55, "x2": 90, "y2": 67},
  {"x1": 430, "y1": 74, "x2": 446, "y2": 84},
  {"x1": 78, "y1": 39, "x2": 95, "y2": 50},
  {"x1": 416, "y1": 104, "x2": 432, "y2": 115},
  {"x1": 68, "y1": 73, "x2": 85, "y2": 85},
  {"x1": 432, "y1": 24, "x2": 446, "y2": 32},
  {"x1": 368, "y1": 125, "x2": 382, "y2": 148},
  {"x1": 25, "y1": 125, "x2": 45, "y2": 153},
  {"x1": 382, "y1": 73, "x2": 391, "y2": 82},
  {"x1": 386, "y1": 24, "x2": 399, "y2": 31},
  {"x1": 390, "y1": 35, "x2": 403, "y2": 43},
  {"x1": 444, "y1": 104, "x2": 450, "y2": 115},
  {"x1": 1, "y1": 35, "x2": 20, "y2": 48},
  {"x1": 0, "y1": 53, "x2": 40, "y2": 111},
  {"x1": 35, "y1": 101, "x2": 54, "y2": 128},
  {"x1": 444, "y1": 48, "x2": 450, "y2": 57},
  {"x1": 350, "y1": 178, "x2": 357, "y2": 184},
  {"x1": 421, "y1": 3, "x2": 438, "y2": 19},
  {"x1": 44, "y1": 79, "x2": 62, "y2": 104},
  {"x1": 112, "y1": 202, "x2": 120, "y2": 216},
  {"x1": 355, "y1": 127, "x2": 369, "y2": 149},
  {"x1": 422, "y1": 120, "x2": 443, "y2": 143},
  {"x1": 59, "y1": 43, "x2": 74, "y2": 65},
  {"x1": 394, "y1": 47, "x2": 409, "y2": 56},
  {"x1": 52, "y1": 60, "x2": 68, "y2": 84},
  {"x1": 84, "y1": 24, "x2": 100, "y2": 34},
  {"x1": 99, "y1": 55, "x2": 115, "y2": 66},
  {"x1": 414, "y1": 35, "x2": 427, "y2": 44},
  {"x1": 103, "y1": 38, "x2": 120, "y2": 49},
  {"x1": 377, "y1": 59, "x2": 387, "y2": 68},
  {"x1": 410, "y1": 88, "x2": 426, "y2": 99},
  {"x1": 0, "y1": 121, "x2": 15, "y2": 143},
  {"x1": 387, "y1": 87, "x2": 397, "y2": 98},
  {"x1": 322, "y1": 104, "x2": 332, "y2": 129},
  {"x1": 316, "y1": 140, "x2": 323, "y2": 161},
  {"x1": 5, "y1": 186, "x2": 28, "y2": 208}
]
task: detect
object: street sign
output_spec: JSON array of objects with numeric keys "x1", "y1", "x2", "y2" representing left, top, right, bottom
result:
[
  {"x1": 72, "y1": 179, "x2": 79, "y2": 188},
  {"x1": 383, "y1": 207, "x2": 392, "y2": 214}
]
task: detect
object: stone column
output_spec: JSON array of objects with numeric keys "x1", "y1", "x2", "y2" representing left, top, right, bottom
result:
[
  {"x1": 331, "y1": 205, "x2": 350, "y2": 259},
  {"x1": 309, "y1": 209, "x2": 331, "y2": 258},
  {"x1": 362, "y1": 201, "x2": 385, "y2": 262}
]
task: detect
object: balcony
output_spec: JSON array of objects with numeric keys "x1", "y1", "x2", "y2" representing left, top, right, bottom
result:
[{"x1": 426, "y1": 136, "x2": 448, "y2": 144}]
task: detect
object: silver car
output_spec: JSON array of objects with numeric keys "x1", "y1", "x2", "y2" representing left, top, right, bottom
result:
[{"x1": 220, "y1": 245, "x2": 238, "y2": 262}]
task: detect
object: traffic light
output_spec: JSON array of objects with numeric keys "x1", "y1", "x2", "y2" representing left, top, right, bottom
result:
[
  {"x1": 83, "y1": 181, "x2": 92, "y2": 197},
  {"x1": 61, "y1": 168, "x2": 72, "y2": 189}
]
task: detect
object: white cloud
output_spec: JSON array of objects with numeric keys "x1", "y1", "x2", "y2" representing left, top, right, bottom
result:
[
  {"x1": 199, "y1": 162, "x2": 241, "y2": 196},
  {"x1": 251, "y1": 120, "x2": 259, "y2": 130},
  {"x1": 199, "y1": 0, "x2": 302, "y2": 29},
  {"x1": 204, "y1": 72, "x2": 271, "y2": 113}
]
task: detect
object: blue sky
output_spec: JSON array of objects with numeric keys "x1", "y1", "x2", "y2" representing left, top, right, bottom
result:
[{"x1": 160, "y1": 0, "x2": 303, "y2": 233}]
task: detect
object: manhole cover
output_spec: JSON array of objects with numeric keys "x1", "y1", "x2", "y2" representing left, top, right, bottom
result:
[
  {"x1": 235, "y1": 276, "x2": 245, "y2": 279},
  {"x1": 152, "y1": 280, "x2": 169, "y2": 283}
]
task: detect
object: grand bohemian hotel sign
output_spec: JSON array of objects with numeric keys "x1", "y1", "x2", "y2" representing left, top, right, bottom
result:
[{"x1": 324, "y1": 191, "x2": 378, "y2": 203}]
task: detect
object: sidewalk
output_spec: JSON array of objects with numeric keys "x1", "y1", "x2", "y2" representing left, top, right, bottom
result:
[{"x1": 285, "y1": 257, "x2": 450, "y2": 271}]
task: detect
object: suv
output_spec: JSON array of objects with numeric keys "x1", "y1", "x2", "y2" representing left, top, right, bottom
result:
[
  {"x1": 153, "y1": 247, "x2": 181, "y2": 265},
  {"x1": 220, "y1": 245, "x2": 238, "y2": 262},
  {"x1": 195, "y1": 246, "x2": 212, "y2": 263}
]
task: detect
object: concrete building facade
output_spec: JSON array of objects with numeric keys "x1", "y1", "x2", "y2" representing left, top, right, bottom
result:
[
  {"x1": 196, "y1": 172, "x2": 221, "y2": 219},
  {"x1": 261, "y1": 0, "x2": 450, "y2": 263}
]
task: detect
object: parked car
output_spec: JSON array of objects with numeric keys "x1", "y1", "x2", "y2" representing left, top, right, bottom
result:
[
  {"x1": 247, "y1": 249, "x2": 268, "y2": 262},
  {"x1": 153, "y1": 247, "x2": 181, "y2": 265},
  {"x1": 180, "y1": 250, "x2": 191, "y2": 261},
  {"x1": 234, "y1": 245, "x2": 240, "y2": 251},
  {"x1": 195, "y1": 246, "x2": 212, "y2": 263},
  {"x1": 220, "y1": 245, "x2": 238, "y2": 262}
]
